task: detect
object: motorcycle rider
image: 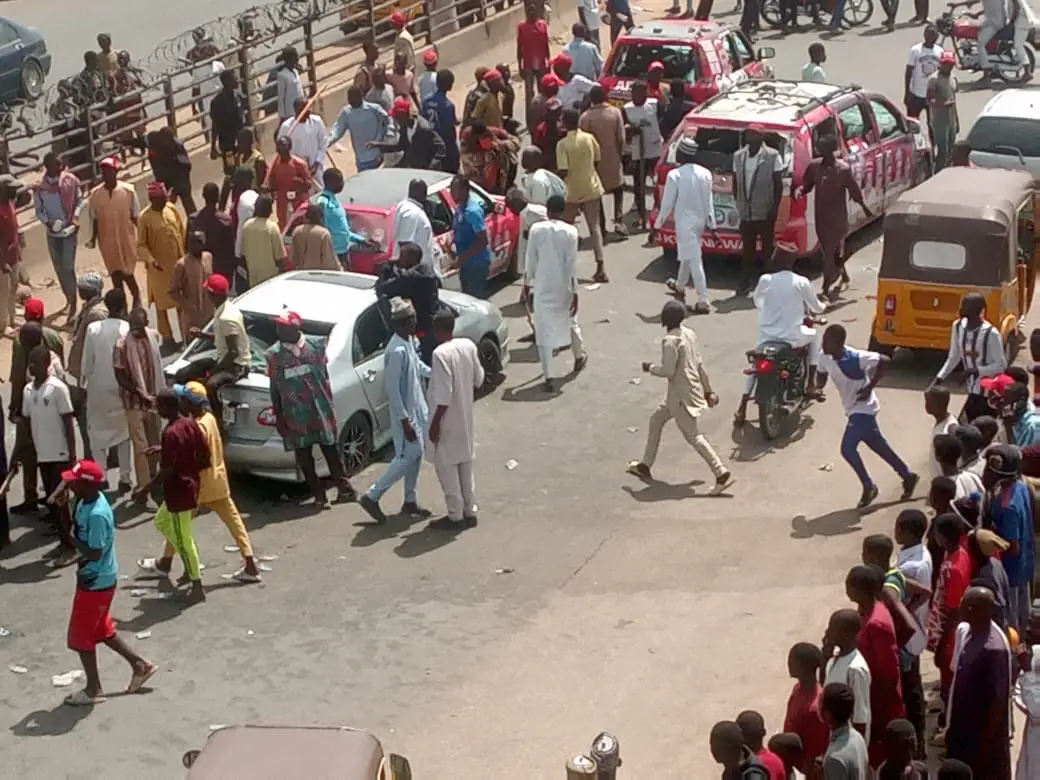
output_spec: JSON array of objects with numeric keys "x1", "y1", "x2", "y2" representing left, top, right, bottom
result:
[
  {"x1": 973, "y1": 0, "x2": 1030, "y2": 76},
  {"x1": 733, "y1": 242, "x2": 827, "y2": 426}
]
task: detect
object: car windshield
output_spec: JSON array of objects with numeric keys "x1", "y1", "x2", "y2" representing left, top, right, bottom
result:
[
  {"x1": 967, "y1": 117, "x2": 1040, "y2": 159},
  {"x1": 240, "y1": 312, "x2": 334, "y2": 372},
  {"x1": 607, "y1": 42, "x2": 703, "y2": 82},
  {"x1": 665, "y1": 124, "x2": 791, "y2": 173},
  {"x1": 344, "y1": 209, "x2": 390, "y2": 252}
]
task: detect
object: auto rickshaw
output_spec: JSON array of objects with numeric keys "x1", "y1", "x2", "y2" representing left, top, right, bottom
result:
[
  {"x1": 182, "y1": 725, "x2": 412, "y2": 779},
  {"x1": 870, "y1": 166, "x2": 1038, "y2": 357}
]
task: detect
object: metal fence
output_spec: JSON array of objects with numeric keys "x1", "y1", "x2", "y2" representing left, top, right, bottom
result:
[{"x1": 7, "y1": 0, "x2": 520, "y2": 224}]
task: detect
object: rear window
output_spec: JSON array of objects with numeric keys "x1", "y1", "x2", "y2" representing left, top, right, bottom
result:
[
  {"x1": 608, "y1": 43, "x2": 703, "y2": 83},
  {"x1": 665, "y1": 125, "x2": 791, "y2": 171},
  {"x1": 241, "y1": 313, "x2": 333, "y2": 372},
  {"x1": 967, "y1": 116, "x2": 1040, "y2": 159},
  {"x1": 911, "y1": 241, "x2": 967, "y2": 271}
]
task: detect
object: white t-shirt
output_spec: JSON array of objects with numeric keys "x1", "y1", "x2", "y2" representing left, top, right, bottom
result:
[
  {"x1": 907, "y1": 43, "x2": 944, "y2": 98},
  {"x1": 580, "y1": 0, "x2": 602, "y2": 30},
  {"x1": 929, "y1": 414, "x2": 958, "y2": 478},
  {"x1": 21, "y1": 375, "x2": 74, "y2": 463},
  {"x1": 802, "y1": 62, "x2": 826, "y2": 83},
  {"x1": 897, "y1": 543, "x2": 933, "y2": 657},
  {"x1": 817, "y1": 348, "x2": 882, "y2": 417},
  {"x1": 558, "y1": 74, "x2": 596, "y2": 112},
  {"x1": 752, "y1": 269, "x2": 824, "y2": 343},
  {"x1": 954, "y1": 469, "x2": 984, "y2": 499},
  {"x1": 623, "y1": 99, "x2": 663, "y2": 160},
  {"x1": 825, "y1": 649, "x2": 872, "y2": 743},
  {"x1": 743, "y1": 146, "x2": 784, "y2": 186}
]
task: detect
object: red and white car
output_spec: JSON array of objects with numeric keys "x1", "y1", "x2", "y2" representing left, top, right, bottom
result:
[
  {"x1": 600, "y1": 19, "x2": 774, "y2": 108},
  {"x1": 651, "y1": 79, "x2": 933, "y2": 256},
  {"x1": 283, "y1": 168, "x2": 520, "y2": 279}
]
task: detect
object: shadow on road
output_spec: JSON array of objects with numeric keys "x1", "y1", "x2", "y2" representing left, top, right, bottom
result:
[
  {"x1": 394, "y1": 525, "x2": 466, "y2": 558},
  {"x1": 350, "y1": 511, "x2": 427, "y2": 548},
  {"x1": 10, "y1": 701, "x2": 94, "y2": 737},
  {"x1": 729, "y1": 413, "x2": 815, "y2": 463},
  {"x1": 790, "y1": 497, "x2": 920, "y2": 539},
  {"x1": 621, "y1": 478, "x2": 730, "y2": 502}
]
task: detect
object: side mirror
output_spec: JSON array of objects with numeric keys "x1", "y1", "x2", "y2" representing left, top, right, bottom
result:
[
  {"x1": 757, "y1": 46, "x2": 776, "y2": 60},
  {"x1": 906, "y1": 118, "x2": 921, "y2": 134}
]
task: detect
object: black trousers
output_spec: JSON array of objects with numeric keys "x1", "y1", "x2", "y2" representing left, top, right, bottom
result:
[
  {"x1": 961, "y1": 392, "x2": 991, "y2": 422},
  {"x1": 901, "y1": 656, "x2": 926, "y2": 756},
  {"x1": 39, "y1": 460, "x2": 73, "y2": 548},
  {"x1": 880, "y1": 0, "x2": 899, "y2": 22},
  {"x1": 739, "y1": 219, "x2": 776, "y2": 289},
  {"x1": 740, "y1": 0, "x2": 760, "y2": 35}
]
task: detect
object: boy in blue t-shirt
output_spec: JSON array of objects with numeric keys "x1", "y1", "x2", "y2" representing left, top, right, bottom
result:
[
  {"x1": 63, "y1": 460, "x2": 157, "y2": 706},
  {"x1": 983, "y1": 444, "x2": 1036, "y2": 633}
]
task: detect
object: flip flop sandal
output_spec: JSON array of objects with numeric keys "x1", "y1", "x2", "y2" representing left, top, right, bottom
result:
[
  {"x1": 232, "y1": 568, "x2": 262, "y2": 583},
  {"x1": 136, "y1": 557, "x2": 168, "y2": 578},
  {"x1": 64, "y1": 689, "x2": 106, "y2": 706},
  {"x1": 126, "y1": 663, "x2": 158, "y2": 693}
]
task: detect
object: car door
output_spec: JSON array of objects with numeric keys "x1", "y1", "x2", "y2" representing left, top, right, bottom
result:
[
  {"x1": 834, "y1": 97, "x2": 883, "y2": 226},
  {"x1": 424, "y1": 184, "x2": 456, "y2": 278},
  {"x1": 0, "y1": 23, "x2": 24, "y2": 100},
  {"x1": 726, "y1": 31, "x2": 766, "y2": 81},
  {"x1": 351, "y1": 303, "x2": 392, "y2": 436},
  {"x1": 465, "y1": 183, "x2": 517, "y2": 278},
  {"x1": 865, "y1": 95, "x2": 916, "y2": 209}
]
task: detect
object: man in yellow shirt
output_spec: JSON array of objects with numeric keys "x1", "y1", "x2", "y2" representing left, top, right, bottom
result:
[
  {"x1": 240, "y1": 194, "x2": 285, "y2": 290},
  {"x1": 556, "y1": 108, "x2": 607, "y2": 283}
]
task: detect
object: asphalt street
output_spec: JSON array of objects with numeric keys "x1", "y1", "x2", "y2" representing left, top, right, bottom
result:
[{"x1": 1, "y1": 13, "x2": 1033, "y2": 779}]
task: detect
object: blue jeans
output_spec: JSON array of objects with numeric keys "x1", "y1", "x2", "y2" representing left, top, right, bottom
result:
[
  {"x1": 840, "y1": 413, "x2": 911, "y2": 491},
  {"x1": 366, "y1": 423, "x2": 423, "y2": 504},
  {"x1": 459, "y1": 261, "x2": 489, "y2": 300},
  {"x1": 46, "y1": 233, "x2": 78, "y2": 300},
  {"x1": 356, "y1": 157, "x2": 381, "y2": 172},
  {"x1": 829, "y1": 0, "x2": 845, "y2": 27}
]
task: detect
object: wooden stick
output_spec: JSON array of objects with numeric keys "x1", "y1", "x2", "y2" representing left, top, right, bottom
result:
[
  {"x1": 0, "y1": 463, "x2": 19, "y2": 499},
  {"x1": 283, "y1": 85, "x2": 329, "y2": 138},
  {"x1": 46, "y1": 479, "x2": 69, "y2": 506}
]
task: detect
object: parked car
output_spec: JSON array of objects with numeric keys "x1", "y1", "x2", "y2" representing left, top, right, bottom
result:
[
  {"x1": 0, "y1": 18, "x2": 50, "y2": 103},
  {"x1": 599, "y1": 20, "x2": 774, "y2": 108},
  {"x1": 164, "y1": 270, "x2": 510, "y2": 482},
  {"x1": 651, "y1": 79, "x2": 932, "y2": 258},
  {"x1": 965, "y1": 89, "x2": 1040, "y2": 182},
  {"x1": 283, "y1": 168, "x2": 521, "y2": 281}
]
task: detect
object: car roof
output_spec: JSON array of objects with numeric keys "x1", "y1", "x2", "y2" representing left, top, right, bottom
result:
[
  {"x1": 976, "y1": 89, "x2": 1040, "y2": 121},
  {"x1": 887, "y1": 166, "x2": 1032, "y2": 225},
  {"x1": 235, "y1": 271, "x2": 378, "y2": 323},
  {"x1": 619, "y1": 19, "x2": 728, "y2": 41},
  {"x1": 339, "y1": 168, "x2": 454, "y2": 210},
  {"x1": 693, "y1": 80, "x2": 856, "y2": 127}
]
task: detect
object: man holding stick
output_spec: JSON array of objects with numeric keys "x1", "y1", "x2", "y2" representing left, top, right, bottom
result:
[{"x1": 277, "y1": 96, "x2": 329, "y2": 188}]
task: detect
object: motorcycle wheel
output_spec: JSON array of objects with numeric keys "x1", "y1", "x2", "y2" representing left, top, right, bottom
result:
[
  {"x1": 995, "y1": 44, "x2": 1036, "y2": 85},
  {"x1": 759, "y1": 0, "x2": 831, "y2": 28},
  {"x1": 758, "y1": 392, "x2": 782, "y2": 441},
  {"x1": 760, "y1": 0, "x2": 783, "y2": 27},
  {"x1": 842, "y1": 0, "x2": 873, "y2": 27}
]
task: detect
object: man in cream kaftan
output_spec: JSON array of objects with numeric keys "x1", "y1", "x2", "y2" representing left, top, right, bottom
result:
[{"x1": 82, "y1": 303, "x2": 132, "y2": 486}]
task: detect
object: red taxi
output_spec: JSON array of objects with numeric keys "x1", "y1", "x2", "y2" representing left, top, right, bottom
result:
[
  {"x1": 650, "y1": 80, "x2": 933, "y2": 256},
  {"x1": 600, "y1": 20, "x2": 774, "y2": 108},
  {"x1": 283, "y1": 168, "x2": 520, "y2": 279}
]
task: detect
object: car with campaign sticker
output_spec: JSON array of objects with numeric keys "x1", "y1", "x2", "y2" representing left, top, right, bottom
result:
[
  {"x1": 282, "y1": 167, "x2": 520, "y2": 284},
  {"x1": 599, "y1": 19, "x2": 774, "y2": 108},
  {"x1": 651, "y1": 79, "x2": 933, "y2": 258}
]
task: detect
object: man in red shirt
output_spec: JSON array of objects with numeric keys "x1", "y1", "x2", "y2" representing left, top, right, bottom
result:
[
  {"x1": 0, "y1": 174, "x2": 21, "y2": 333},
  {"x1": 516, "y1": 3, "x2": 550, "y2": 117},
  {"x1": 783, "y1": 642, "x2": 830, "y2": 774},
  {"x1": 736, "y1": 710, "x2": 787, "y2": 780},
  {"x1": 846, "y1": 564, "x2": 905, "y2": 769},
  {"x1": 133, "y1": 389, "x2": 211, "y2": 605}
]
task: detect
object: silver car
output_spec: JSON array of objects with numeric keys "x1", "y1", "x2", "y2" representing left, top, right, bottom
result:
[{"x1": 164, "y1": 270, "x2": 510, "y2": 482}]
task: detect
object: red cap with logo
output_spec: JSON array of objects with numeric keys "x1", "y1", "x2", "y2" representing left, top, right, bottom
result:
[
  {"x1": 940, "y1": 50, "x2": 956, "y2": 65},
  {"x1": 980, "y1": 374, "x2": 1017, "y2": 396},
  {"x1": 390, "y1": 97, "x2": 412, "y2": 118},
  {"x1": 648, "y1": 61, "x2": 665, "y2": 72},
  {"x1": 422, "y1": 49, "x2": 438, "y2": 65},
  {"x1": 61, "y1": 459, "x2": 106, "y2": 485},
  {"x1": 203, "y1": 274, "x2": 230, "y2": 295},
  {"x1": 275, "y1": 310, "x2": 303, "y2": 327},
  {"x1": 390, "y1": 11, "x2": 407, "y2": 28}
]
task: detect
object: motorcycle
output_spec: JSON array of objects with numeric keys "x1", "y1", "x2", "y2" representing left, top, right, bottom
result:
[
  {"x1": 744, "y1": 317, "x2": 826, "y2": 441},
  {"x1": 936, "y1": 1, "x2": 1036, "y2": 84},
  {"x1": 760, "y1": 0, "x2": 873, "y2": 29}
]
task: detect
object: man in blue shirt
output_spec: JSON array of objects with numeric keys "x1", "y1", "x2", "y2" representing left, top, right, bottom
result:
[
  {"x1": 314, "y1": 168, "x2": 372, "y2": 269},
  {"x1": 63, "y1": 459, "x2": 156, "y2": 706},
  {"x1": 449, "y1": 175, "x2": 491, "y2": 299},
  {"x1": 327, "y1": 86, "x2": 391, "y2": 172},
  {"x1": 983, "y1": 444, "x2": 1035, "y2": 632},
  {"x1": 563, "y1": 23, "x2": 604, "y2": 81},
  {"x1": 422, "y1": 70, "x2": 460, "y2": 174},
  {"x1": 605, "y1": 0, "x2": 633, "y2": 43},
  {"x1": 1000, "y1": 382, "x2": 1040, "y2": 447}
]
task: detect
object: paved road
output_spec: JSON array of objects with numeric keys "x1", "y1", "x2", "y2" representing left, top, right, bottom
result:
[{"x1": 1, "y1": 15, "x2": 1031, "y2": 779}]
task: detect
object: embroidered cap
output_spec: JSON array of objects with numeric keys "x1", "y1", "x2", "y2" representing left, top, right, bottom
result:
[
  {"x1": 984, "y1": 443, "x2": 1022, "y2": 478},
  {"x1": 61, "y1": 459, "x2": 106, "y2": 484}
]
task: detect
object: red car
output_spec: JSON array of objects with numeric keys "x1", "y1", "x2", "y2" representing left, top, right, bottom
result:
[
  {"x1": 283, "y1": 168, "x2": 521, "y2": 279},
  {"x1": 599, "y1": 19, "x2": 774, "y2": 108}
]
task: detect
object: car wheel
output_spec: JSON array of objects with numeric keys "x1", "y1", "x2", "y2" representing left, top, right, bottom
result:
[
  {"x1": 339, "y1": 412, "x2": 373, "y2": 477},
  {"x1": 19, "y1": 59, "x2": 44, "y2": 101},
  {"x1": 477, "y1": 335, "x2": 502, "y2": 378}
]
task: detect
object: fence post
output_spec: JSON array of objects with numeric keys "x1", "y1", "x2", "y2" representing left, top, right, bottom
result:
[
  {"x1": 367, "y1": 0, "x2": 377, "y2": 35},
  {"x1": 84, "y1": 110, "x2": 99, "y2": 182},
  {"x1": 303, "y1": 19, "x2": 318, "y2": 97},
  {"x1": 238, "y1": 44, "x2": 255, "y2": 126},
  {"x1": 163, "y1": 76, "x2": 177, "y2": 130}
]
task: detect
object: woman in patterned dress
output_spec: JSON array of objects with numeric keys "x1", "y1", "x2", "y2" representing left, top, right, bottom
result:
[{"x1": 265, "y1": 310, "x2": 355, "y2": 509}]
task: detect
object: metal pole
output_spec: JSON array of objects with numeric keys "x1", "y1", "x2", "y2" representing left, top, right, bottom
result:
[{"x1": 590, "y1": 732, "x2": 621, "y2": 780}]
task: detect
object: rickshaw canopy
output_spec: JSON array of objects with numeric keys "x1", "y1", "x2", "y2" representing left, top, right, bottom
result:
[{"x1": 880, "y1": 167, "x2": 1035, "y2": 286}]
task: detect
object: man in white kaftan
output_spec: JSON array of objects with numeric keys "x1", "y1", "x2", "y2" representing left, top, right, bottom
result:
[
  {"x1": 426, "y1": 309, "x2": 485, "y2": 531},
  {"x1": 523, "y1": 196, "x2": 587, "y2": 392},
  {"x1": 81, "y1": 311, "x2": 132, "y2": 486},
  {"x1": 391, "y1": 179, "x2": 445, "y2": 277},
  {"x1": 1016, "y1": 643, "x2": 1040, "y2": 779},
  {"x1": 518, "y1": 146, "x2": 567, "y2": 207},
  {"x1": 653, "y1": 136, "x2": 716, "y2": 314},
  {"x1": 733, "y1": 243, "x2": 826, "y2": 424},
  {"x1": 277, "y1": 98, "x2": 329, "y2": 187}
]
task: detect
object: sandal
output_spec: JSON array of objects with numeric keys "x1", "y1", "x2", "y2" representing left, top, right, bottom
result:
[
  {"x1": 126, "y1": 662, "x2": 158, "y2": 693},
  {"x1": 64, "y1": 689, "x2": 106, "y2": 706}
]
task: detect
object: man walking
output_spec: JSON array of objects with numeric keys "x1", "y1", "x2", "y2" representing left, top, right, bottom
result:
[
  {"x1": 516, "y1": 3, "x2": 551, "y2": 117},
  {"x1": 66, "y1": 272, "x2": 108, "y2": 460},
  {"x1": 82, "y1": 288, "x2": 132, "y2": 490},
  {"x1": 580, "y1": 85, "x2": 626, "y2": 240},
  {"x1": 818, "y1": 324, "x2": 919, "y2": 508},
  {"x1": 558, "y1": 108, "x2": 608, "y2": 283},
  {"x1": 905, "y1": 25, "x2": 944, "y2": 118},
  {"x1": 266, "y1": 311, "x2": 356, "y2": 510},
  {"x1": 927, "y1": 51, "x2": 959, "y2": 171},
  {"x1": 733, "y1": 126, "x2": 783, "y2": 296},
  {"x1": 136, "y1": 181, "x2": 185, "y2": 350},
  {"x1": 86, "y1": 157, "x2": 141, "y2": 309},
  {"x1": 277, "y1": 97, "x2": 328, "y2": 185},
  {"x1": 36, "y1": 152, "x2": 84, "y2": 322},
  {"x1": 358, "y1": 298, "x2": 429, "y2": 524},
  {"x1": 626, "y1": 300, "x2": 735, "y2": 494},
  {"x1": 327, "y1": 86, "x2": 391, "y2": 173},
  {"x1": 933, "y1": 292, "x2": 1005, "y2": 421},
  {"x1": 654, "y1": 136, "x2": 716, "y2": 314},
  {"x1": 240, "y1": 194, "x2": 286, "y2": 289},
  {"x1": 427, "y1": 308, "x2": 485, "y2": 531},
  {"x1": 564, "y1": 23, "x2": 603, "y2": 80},
  {"x1": 113, "y1": 306, "x2": 164, "y2": 498},
  {"x1": 524, "y1": 195, "x2": 588, "y2": 393}
]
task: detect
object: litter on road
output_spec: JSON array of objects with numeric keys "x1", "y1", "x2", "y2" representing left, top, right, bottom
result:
[
  {"x1": 135, "y1": 630, "x2": 152, "y2": 640},
  {"x1": 51, "y1": 670, "x2": 85, "y2": 687},
  {"x1": 9, "y1": 664, "x2": 28, "y2": 674}
]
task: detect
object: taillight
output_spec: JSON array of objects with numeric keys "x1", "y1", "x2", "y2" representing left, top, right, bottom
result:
[
  {"x1": 884, "y1": 295, "x2": 896, "y2": 314},
  {"x1": 257, "y1": 407, "x2": 277, "y2": 426},
  {"x1": 755, "y1": 358, "x2": 775, "y2": 374}
]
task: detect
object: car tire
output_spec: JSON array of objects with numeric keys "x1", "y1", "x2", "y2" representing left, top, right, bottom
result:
[
  {"x1": 339, "y1": 412, "x2": 373, "y2": 477},
  {"x1": 19, "y1": 59, "x2": 45, "y2": 101}
]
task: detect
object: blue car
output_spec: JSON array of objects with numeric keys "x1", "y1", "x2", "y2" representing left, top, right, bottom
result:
[{"x1": 0, "y1": 18, "x2": 50, "y2": 104}]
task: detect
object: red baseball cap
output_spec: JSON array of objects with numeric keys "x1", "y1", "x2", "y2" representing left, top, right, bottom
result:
[
  {"x1": 203, "y1": 274, "x2": 230, "y2": 295},
  {"x1": 648, "y1": 60, "x2": 665, "y2": 72},
  {"x1": 99, "y1": 156, "x2": 120, "y2": 171},
  {"x1": 552, "y1": 53, "x2": 572, "y2": 69},
  {"x1": 483, "y1": 68, "x2": 503, "y2": 84},
  {"x1": 61, "y1": 459, "x2": 106, "y2": 485},
  {"x1": 540, "y1": 73, "x2": 563, "y2": 91},
  {"x1": 390, "y1": 97, "x2": 412, "y2": 118},
  {"x1": 981, "y1": 374, "x2": 1016, "y2": 395},
  {"x1": 275, "y1": 310, "x2": 302, "y2": 327},
  {"x1": 390, "y1": 11, "x2": 407, "y2": 28},
  {"x1": 23, "y1": 297, "x2": 44, "y2": 321},
  {"x1": 422, "y1": 49, "x2": 438, "y2": 65},
  {"x1": 940, "y1": 50, "x2": 956, "y2": 65}
]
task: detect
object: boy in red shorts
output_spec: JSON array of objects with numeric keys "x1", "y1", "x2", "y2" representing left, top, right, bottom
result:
[{"x1": 64, "y1": 459, "x2": 156, "y2": 705}]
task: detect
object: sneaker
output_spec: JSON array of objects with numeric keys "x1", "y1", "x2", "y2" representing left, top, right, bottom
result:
[
  {"x1": 857, "y1": 484, "x2": 879, "y2": 509},
  {"x1": 400, "y1": 501, "x2": 432, "y2": 519},
  {"x1": 901, "y1": 472, "x2": 920, "y2": 501},
  {"x1": 626, "y1": 461, "x2": 652, "y2": 480},
  {"x1": 358, "y1": 494, "x2": 387, "y2": 524},
  {"x1": 710, "y1": 472, "x2": 737, "y2": 495},
  {"x1": 10, "y1": 500, "x2": 39, "y2": 515},
  {"x1": 428, "y1": 515, "x2": 467, "y2": 531}
]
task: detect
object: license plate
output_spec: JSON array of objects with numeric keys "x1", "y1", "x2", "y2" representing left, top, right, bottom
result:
[{"x1": 223, "y1": 406, "x2": 237, "y2": 427}]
